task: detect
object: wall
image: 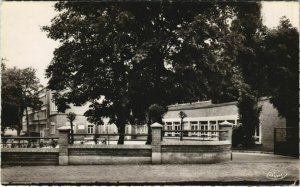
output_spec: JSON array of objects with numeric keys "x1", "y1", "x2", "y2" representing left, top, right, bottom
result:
[
  {"x1": 259, "y1": 98, "x2": 286, "y2": 151},
  {"x1": 161, "y1": 140, "x2": 231, "y2": 164},
  {"x1": 1, "y1": 148, "x2": 59, "y2": 166},
  {"x1": 68, "y1": 144, "x2": 152, "y2": 165}
]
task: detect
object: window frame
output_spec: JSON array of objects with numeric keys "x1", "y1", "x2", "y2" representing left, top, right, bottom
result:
[
  {"x1": 50, "y1": 122, "x2": 56, "y2": 135},
  {"x1": 87, "y1": 124, "x2": 95, "y2": 134}
]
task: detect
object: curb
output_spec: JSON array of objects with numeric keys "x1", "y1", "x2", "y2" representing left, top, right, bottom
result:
[
  {"x1": 2, "y1": 180, "x2": 299, "y2": 186},
  {"x1": 232, "y1": 150, "x2": 274, "y2": 155}
]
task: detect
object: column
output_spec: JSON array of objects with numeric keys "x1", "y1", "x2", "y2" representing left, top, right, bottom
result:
[
  {"x1": 219, "y1": 121, "x2": 233, "y2": 142},
  {"x1": 57, "y1": 126, "x2": 71, "y2": 165},
  {"x1": 151, "y1": 122, "x2": 163, "y2": 164}
]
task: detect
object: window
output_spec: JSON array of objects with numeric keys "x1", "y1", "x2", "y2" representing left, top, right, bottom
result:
[
  {"x1": 165, "y1": 122, "x2": 172, "y2": 129},
  {"x1": 210, "y1": 121, "x2": 217, "y2": 135},
  {"x1": 174, "y1": 122, "x2": 180, "y2": 136},
  {"x1": 190, "y1": 121, "x2": 199, "y2": 136},
  {"x1": 199, "y1": 121, "x2": 208, "y2": 139},
  {"x1": 165, "y1": 122, "x2": 172, "y2": 136},
  {"x1": 50, "y1": 122, "x2": 56, "y2": 134},
  {"x1": 87, "y1": 125, "x2": 94, "y2": 134},
  {"x1": 51, "y1": 101, "x2": 58, "y2": 111},
  {"x1": 200, "y1": 121, "x2": 208, "y2": 136},
  {"x1": 191, "y1": 124, "x2": 198, "y2": 136},
  {"x1": 254, "y1": 124, "x2": 261, "y2": 144}
]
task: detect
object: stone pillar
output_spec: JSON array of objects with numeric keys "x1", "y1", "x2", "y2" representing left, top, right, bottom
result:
[
  {"x1": 151, "y1": 122, "x2": 163, "y2": 164},
  {"x1": 57, "y1": 126, "x2": 71, "y2": 165},
  {"x1": 219, "y1": 121, "x2": 233, "y2": 142},
  {"x1": 43, "y1": 128, "x2": 50, "y2": 138}
]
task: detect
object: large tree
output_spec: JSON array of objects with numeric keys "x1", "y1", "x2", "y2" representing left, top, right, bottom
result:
[
  {"x1": 43, "y1": 2, "x2": 241, "y2": 144},
  {"x1": 259, "y1": 17, "x2": 299, "y2": 127},
  {"x1": 1, "y1": 63, "x2": 42, "y2": 136}
]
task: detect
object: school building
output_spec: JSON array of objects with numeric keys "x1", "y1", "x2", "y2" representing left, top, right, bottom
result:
[{"x1": 23, "y1": 89, "x2": 285, "y2": 152}]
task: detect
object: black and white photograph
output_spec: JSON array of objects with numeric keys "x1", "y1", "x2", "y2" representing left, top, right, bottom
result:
[{"x1": 0, "y1": 1, "x2": 299, "y2": 186}]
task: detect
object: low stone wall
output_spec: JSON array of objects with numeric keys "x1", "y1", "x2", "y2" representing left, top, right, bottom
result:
[
  {"x1": 68, "y1": 144, "x2": 152, "y2": 165},
  {"x1": 1, "y1": 148, "x2": 59, "y2": 166},
  {"x1": 161, "y1": 140, "x2": 231, "y2": 164}
]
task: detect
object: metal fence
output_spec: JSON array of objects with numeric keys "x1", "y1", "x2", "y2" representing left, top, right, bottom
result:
[
  {"x1": 162, "y1": 130, "x2": 228, "y2": 141},
  {"x1": 1, "y1": 137, "x2": 59, "y2": 148},
  {"x1": 71, "y1": 133, "x2": 148, "y2": 145}
]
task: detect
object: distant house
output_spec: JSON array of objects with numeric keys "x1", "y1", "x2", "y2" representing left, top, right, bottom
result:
[
  {"x1": 22, "y1": 88, "x2": 146, "y2": 138},
  {"x1": 22, "y1": 88, "x2": 95, "y2": 137}
]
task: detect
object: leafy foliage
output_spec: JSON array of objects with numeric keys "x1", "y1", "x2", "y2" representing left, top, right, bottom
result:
[
  {"x1": 1, "y1": 63, "x2": 42, "y2": 135},
  {"x1": 43, "y1": 2, "x2": 243, "y2": 144},
  {"x1": 43, "y1": 2, "x2": 296, "y2": 146},
  {"x1": 259, "y1": 17, "x2": 299, "y2": 127}
]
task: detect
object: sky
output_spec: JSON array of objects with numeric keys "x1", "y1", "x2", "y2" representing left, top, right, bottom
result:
[{"x1": 1, "y1": 1, "x2": 299, "y2": 86}]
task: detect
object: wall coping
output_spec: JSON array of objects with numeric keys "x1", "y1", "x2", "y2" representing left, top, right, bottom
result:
[
  {"x1": 151, "y1": 122, "x2": 163, "y2": 128},
  {"x1": 168, "y1": 97, "x2": 270, "y2": 111},
  {"x1": 68, "y1": 144, "x2": 152, "y2": 149},
  {"x1": 162, "y1": 140, "x2": 231, "y2": 146},
  {"x1": 1, "y1": 148, "x2": 59, "y2": 152}
]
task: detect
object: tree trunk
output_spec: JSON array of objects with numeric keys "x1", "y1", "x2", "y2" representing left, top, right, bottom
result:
[
  {"x1": 146, "y1": 117, "x2": 152, "y2": 145},
  {"x1": 180, "y1": 118, "x2": 183, "y2": 141},
  {"x1": 25, "y1": 107, "x2": 29, "y2": 135},
  {"x1": 17, "y1": 107, "x2": 23, "y2": 136},
  {"x1": 94, "y1": 124, "x2": 99, "y2": 144},
  {"x1": 70, "y1": 121, "x2": 74, "y2": 144},
  {"x1": 16, "y1": 126, "x2": 21, "y2": 137},
  {"x1": 117, "y1": 124, "x2": 126, "y2": 144}
]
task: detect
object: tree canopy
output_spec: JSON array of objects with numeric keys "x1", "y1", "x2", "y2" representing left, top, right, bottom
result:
[
  {"x1": 1, "y1": 62, "x2": 42, "y2": 135},
  {"x1": 43, "y1": 2, "x2": 243, "y2": 143},
  {"x1": 43, "y1": 2, "x2": 297, "y2": 145},
  {"x1": 258, "y1": 17, "x2": 299, "y2": 127}
]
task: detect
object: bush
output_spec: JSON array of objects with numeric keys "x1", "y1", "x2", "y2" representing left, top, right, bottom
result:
[
  {"x1": 232, "y1": 125, "x2": 243, "y2": 147},
  {"x1": 232, "y1": 125, "x2": 256, "y2": 148},
  {"x1": 50, "y1": 140, "x2": 58, "y2": 148}
]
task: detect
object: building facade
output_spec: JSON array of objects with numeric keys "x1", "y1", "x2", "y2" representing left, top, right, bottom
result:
[
  {"x1": 23, "y1": 89, "x2": 285, "y2": 151},
  {"x1": 162, "y1": 98, "x2": 286, "y2": 151},
  {"x1": 22, "y1": 88, "x2": 98, "y2": 137},
  {"x1": 22, "y1": 89, "x2": 144, "y2": 137}
]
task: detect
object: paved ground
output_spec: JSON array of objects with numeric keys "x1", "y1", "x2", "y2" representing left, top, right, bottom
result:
[{"x1": 1, "y1": 152, "x2": 299, "y2": 185}]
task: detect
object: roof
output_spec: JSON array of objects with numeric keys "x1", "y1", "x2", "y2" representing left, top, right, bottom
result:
[{"x1": 167, "y1": 97, "x2": 270, "y2": 111}]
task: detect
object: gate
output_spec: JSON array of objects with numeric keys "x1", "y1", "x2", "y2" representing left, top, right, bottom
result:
[{"x1": 274, "y1": 127, "x2": 299, "y2": 157}]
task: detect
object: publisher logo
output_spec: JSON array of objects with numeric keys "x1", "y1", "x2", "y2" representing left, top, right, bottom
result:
[{"x1": 266, "y1": 170, "x2": 287, "y2": 180}]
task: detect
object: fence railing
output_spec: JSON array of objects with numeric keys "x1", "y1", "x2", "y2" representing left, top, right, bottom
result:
[
  {"x1": 71, "y1": 133, "x2": 149, "y2": 145},
  {"x1": 1, "y1": 137, "x2": 59, "y2": 148},
  {"x1": 162, "y1": 130, "x2": 228, "y2": 141}
]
